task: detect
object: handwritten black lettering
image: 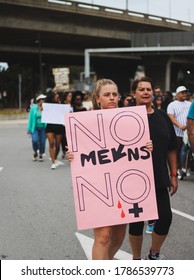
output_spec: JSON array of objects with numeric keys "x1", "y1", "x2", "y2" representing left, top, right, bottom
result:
[
  {"x1": 81, "y1": 151, "x2": 96, "y2": 166},
  {"x1": 80, "y1": 145, "x2": 150, "y2": 167},
  {"x1": 111, "y1": 144, "x2": 127, "y2": 162}
]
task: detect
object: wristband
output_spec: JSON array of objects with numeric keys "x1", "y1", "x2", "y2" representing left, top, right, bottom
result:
[{"x1": 170, "y1": 172, "x2": 177, "y2": 177}]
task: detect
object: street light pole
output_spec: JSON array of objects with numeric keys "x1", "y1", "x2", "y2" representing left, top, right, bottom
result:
[
  {"x1": 169, "y1": 0, "x2": 171, "y2": 18},
  {"x1": 126, "y1": 0, "x2": 128, "y2": 10},
  {"x1": 36, "y1": 33, "x2": 43, "y2": 93},
  {"x1": 18, "y1": 74, "x2": 22, "y2": 111},
  {"x1": 147, "y1": 0, "x2": 149, "y2": 14}
]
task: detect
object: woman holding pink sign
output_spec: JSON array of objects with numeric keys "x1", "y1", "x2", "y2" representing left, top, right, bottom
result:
[{"x1": 66, "y1": 78, "x2": 153, "y2": 260}]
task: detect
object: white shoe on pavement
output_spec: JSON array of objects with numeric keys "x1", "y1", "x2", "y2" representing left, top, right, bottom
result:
[
  {"x1": 55, "y1": 160, "x2": 64, "y2": 166},
  {"x1": 51, "y1": 163, "x2": 56, "y2": 170}
]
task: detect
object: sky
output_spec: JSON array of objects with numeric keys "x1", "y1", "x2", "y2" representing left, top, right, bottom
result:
[{"x1": 73, "y1": 0, "x2": 194, "y2": 23}]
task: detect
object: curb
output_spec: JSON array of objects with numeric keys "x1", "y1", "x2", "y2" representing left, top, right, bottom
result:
[{"x1": 0, "y1": 114, "x2": 28, "y2": 125}]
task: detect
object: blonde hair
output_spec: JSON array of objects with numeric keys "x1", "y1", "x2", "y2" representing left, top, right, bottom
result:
[{"x1": 92, "y1": 79, "x2": 118, "y2": 110}]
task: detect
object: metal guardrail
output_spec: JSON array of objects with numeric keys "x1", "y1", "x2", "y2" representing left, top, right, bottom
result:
[
  {"x1": 0, "y1": 0, "x2": 192, "y2": 31},
  {"x1": 47, "y1": 0, "x2": 193, "y2": 28}
]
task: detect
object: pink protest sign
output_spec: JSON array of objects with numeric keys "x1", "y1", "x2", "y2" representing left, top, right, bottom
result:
[{"x1": 65, "y1": 106, "x2": 158, "y2": 230}]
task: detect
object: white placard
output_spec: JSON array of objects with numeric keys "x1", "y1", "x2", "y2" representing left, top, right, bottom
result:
[{"x1": 42, "y1": 103, "x2": 71, "y2": 125}]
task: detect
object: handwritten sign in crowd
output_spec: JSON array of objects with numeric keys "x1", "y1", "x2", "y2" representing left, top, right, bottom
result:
[{"x1": 65, "y1": 106, "x2": 158, "y2": 230}]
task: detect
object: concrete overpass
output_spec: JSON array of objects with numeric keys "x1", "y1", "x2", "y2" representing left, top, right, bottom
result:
[{"x1": 0, "y1": 0, "x2": 194, "y2": 92}]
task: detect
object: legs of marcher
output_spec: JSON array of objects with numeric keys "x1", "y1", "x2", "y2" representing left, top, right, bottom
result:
[
  {"x1": 180, "y1": 142, "x2": 187, "y2": 169},
  {"x1": 109, "y1": 224, "x2": 127, "y2": 259},
  {"x1": 92, "y1": 226, "x2": 112, "y2": 260},
  {"x1": 148, "y1": 189, "x2": 172, "y2": 259},
  {"x1": 150, "y1": 232, "x2": 167, "y2": 252},
  {"x1": 92, "y1": 224, "x2": 126, "y2": 260},
  {"x1": 32, "y1": 129, "x2": 39, "y2": 153},
  {"x1": 46, "y1": 132, "x2": 55, "y2": 163},
  {"x1": 61, "y1": 126, "x2": 67, "y2": 157},
  {"x1": 128, "y1": 235, "x2": 143, "y2": 259},
  {"x1": 176, "y1": 136, "x2": 183, "y2": 170},
  {"x1": 128, "y1": 189, "x2": 172, "y2": 259},
  {"x1": 54, "y1": 134, "x2": 62, "y2": 161},
  {"x1": 128, "y1": 229, "x2": 167, "y2": 260},
  {"x1": 128, "y1": 221, "x2": 144, "y2": 259},
  {"x1": 38, "y1": 128, "x2": 46, "y2": 155}
]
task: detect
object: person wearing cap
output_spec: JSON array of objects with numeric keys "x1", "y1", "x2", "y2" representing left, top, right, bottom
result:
[
  {"x1": 187, "y1": 99, "x2": 194, "y2": 153},
  {"x1": 167, "y1": 86, "x2": 191, "y2": 175},
  {"x1": 27, "y1": 94, "x2": 47, "y2": 161}
]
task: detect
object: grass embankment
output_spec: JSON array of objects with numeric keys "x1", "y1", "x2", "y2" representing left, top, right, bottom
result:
[{"x1": 0, "y1": 108, "x2": 27, "y2": 115}]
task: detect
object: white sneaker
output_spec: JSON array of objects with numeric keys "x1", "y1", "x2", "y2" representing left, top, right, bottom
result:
[
  {"x1": 186, "y1": 169, "x2": 191, "y2": 177},
  {"x1": 51, "y1": 163, "x2": 56, "y2": 170},
  {"x1": 55, "y1": 160, "x2": 64, "y2": 166}
]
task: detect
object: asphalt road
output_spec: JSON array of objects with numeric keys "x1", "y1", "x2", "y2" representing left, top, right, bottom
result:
[{"x1": 0, "y1": 119, "x2": 194, "y2": 260}]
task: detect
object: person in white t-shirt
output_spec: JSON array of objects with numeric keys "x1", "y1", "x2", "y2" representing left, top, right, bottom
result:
[
  {"x1": 167, "y1": 86, "x2": 191, "y2": 176},
  {"x1": 82, "y1": 90, "x2": 93, "y2": 111}
]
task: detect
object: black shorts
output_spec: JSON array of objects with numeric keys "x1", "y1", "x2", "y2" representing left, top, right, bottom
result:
[{"x1": 46, "y1": 124, "x2": 64, "y2": 135}]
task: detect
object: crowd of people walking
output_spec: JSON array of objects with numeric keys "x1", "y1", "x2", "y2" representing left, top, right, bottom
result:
[
  {"x1": 26, "y1": 76, "x2": 194, "y2": 260},
  {"x1": 27, "y1": 90, "x2": 90, "y2": 169}
]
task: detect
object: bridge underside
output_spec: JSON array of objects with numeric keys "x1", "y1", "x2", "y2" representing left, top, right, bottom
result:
[
  {"x1": 0, "y1": 0, "x2": 194, "y2": 93},
  {"x1": 1, "y1": 0, "x2": 192, "y2": 64}
]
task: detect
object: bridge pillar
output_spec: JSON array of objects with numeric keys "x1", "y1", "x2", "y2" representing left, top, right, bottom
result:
[{"x1": 142, "y1": 55, "x2": 172, "y2": 92}]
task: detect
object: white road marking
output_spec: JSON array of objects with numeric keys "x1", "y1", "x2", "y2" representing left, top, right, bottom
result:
[
  {"x1": 0, "y1": 167, "x2": 3, "y2": 172},
  {"x1": 172, "y1": 208, "x2": 194, "y2": 222},
  {"x1": 75, "y1": 232, "x2": 132, "y2": 260}
]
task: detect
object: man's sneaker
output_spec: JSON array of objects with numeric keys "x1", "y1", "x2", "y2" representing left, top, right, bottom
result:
[
  {"x1": 51, "y1": 163, "x2": 56, "y2": 170},
  {"x1": 33, "y1": 152, "x2": 38, "y2": 161},
  {"x1": 186, "y1": 169, "x2": 191, "y2": 177},
  {"x1": 146, "y1": 224, "x2": 154, "y2": 234},
  {"x1": 181, "y1": 168, "x2": 187, "y2": 175},
  {"x1": 39, "y1": 154, "x2": 43, "y2": 162},
  {"x1": 177, "y1": 169, "x2": 184, "y2": 180}
]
